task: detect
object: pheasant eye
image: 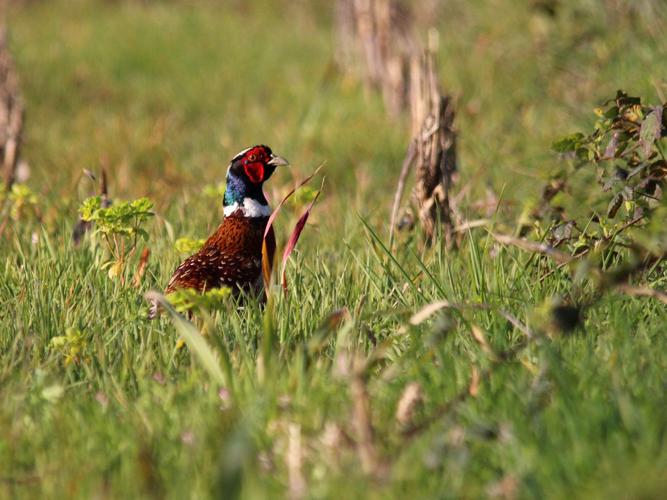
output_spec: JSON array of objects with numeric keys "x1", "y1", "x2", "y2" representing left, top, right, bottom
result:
[{"x1": 247, "y1": 154, "x2": 256, "y2": 162}]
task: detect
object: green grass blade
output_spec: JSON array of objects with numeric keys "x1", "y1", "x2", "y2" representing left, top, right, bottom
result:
[{"x1": 145, "y1": 291, "x2": 226, "y2": 387}]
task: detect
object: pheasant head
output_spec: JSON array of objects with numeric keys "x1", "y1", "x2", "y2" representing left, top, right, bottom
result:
[{"x1": 223, "y1": 145, "x2": 289, "y2": 218}]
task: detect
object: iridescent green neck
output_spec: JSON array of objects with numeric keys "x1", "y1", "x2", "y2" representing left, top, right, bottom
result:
[
  {"x1": 223, "y1": 172, "x2": 247, "y2": 206},
  {"x1": 222, "y1": 172, "x2": 270, "y2": 218}
]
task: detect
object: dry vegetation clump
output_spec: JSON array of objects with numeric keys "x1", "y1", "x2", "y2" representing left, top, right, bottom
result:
[{"x1": 0, "y1": 25, "x2": 23, "y2": 191}]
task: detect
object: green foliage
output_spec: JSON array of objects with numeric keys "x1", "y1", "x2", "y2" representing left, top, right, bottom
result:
[
  {"x1": 174, "y1": 236, "x2": 206, "y2": 254},
  {"x1": 167, "y1": 287, "x2": 232, "y2": 314},
  {"x1": 79, "y1": 195, "x2": 154, "y2": 239},
  {"x1": 78, "y1": 195, "x2": 154, "y2": 278},
  {"x1": 553, "y1": 92, "x2": 665, "y2": 218},
  {"x1": 0, "y1": 183, "x2": 40, "y2": 220},
  {"x1": 49, "y1": 327, "x2": 88, "y2": 366},
  {"x1": 551, "y1": 132, "x2": 586, "y2": 154},
  {"x1": 533, "y1": 91, "x2": 666, "y2": 261}
]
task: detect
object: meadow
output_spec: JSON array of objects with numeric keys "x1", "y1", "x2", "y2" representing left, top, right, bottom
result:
[{"x1": 1, "y1": 0, "x2": 666, "y2": 498}]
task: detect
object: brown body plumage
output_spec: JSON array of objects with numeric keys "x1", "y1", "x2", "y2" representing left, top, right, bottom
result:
[{"x1": 165, "y1": 213, "x2": 276, "y2": 295}]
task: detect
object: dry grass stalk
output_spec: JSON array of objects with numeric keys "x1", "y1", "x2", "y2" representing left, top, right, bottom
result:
[
  {"x1": 490, "y1": 232, "x2": 573, "y2": 265},
  {"x1": 0, "y1": 26, "x2": 23, "y2": 192},
  {"x1": 335, "y1": 1, "x2": 458, "y2": 245},
  {"x1": 487, "y1": 474, "x2": 519, "y2": 499},
  {"x1": 335, "y1": 0, "x2": 415, "y2": 117},
  {"x1": 470, "y1": 324, "x2": 493, "y2": 355},
  {"x1": 319, "y1": 421, "x2": 352, "y2": 455},
  {"x1": 615, "y1": 284, "x2": 667, "y2": 305},
  {"x1": 72, "y1": 167, "x2": 111, "y2": 245},
  {"x1": 407, "y1": 47, "x2": 457, "y2": 245},
  {"x1": 286, "y1": 423, "x2": 306, "y2": 500},
  {"x1": 334, "y1": 0, "x2": 357, "y2": 72},
  {"x1": 389, "y1": 139, "x2": 416, "y2": 244},
  {"x1": 349, "y1": 364, "x2": 381, "y2": 476},
  {"x1": 469, "y1": 365, "x2": 480, "y2": 397},
  {"x1": 133, "y1": 247, "x2": 151, "y2": 287},
  {"x1": 395, "y1": 381, "x2": 423, "y2": 427}
]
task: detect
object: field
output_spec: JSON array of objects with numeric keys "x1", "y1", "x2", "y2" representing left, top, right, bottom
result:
[{"x1": 1, "y1": 0, "x2": 666, "y2": 498}]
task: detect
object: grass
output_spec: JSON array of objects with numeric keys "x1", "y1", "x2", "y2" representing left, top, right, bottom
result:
[{"x1": 1, "y1": 0, "x2": 667, "y2": 498}]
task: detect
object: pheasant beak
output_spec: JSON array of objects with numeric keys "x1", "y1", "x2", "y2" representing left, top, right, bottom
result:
[{"x1": 267, "y1": 154, "x2": 289, "y2": 167}]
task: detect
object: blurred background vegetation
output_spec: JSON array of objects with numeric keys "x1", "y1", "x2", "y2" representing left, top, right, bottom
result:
[{"x1": 9, "y1": 0, "x2": 666, "y2": 226}]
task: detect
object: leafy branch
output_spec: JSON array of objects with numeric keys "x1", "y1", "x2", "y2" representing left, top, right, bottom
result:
[
  {"x1": 513, "y1": 92, "x2": 666, "y2": 271},
  {"x1": 546, "y1": 91, "x2": 666, "y2": 253}
]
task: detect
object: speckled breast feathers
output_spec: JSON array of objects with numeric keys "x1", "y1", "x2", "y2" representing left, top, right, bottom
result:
[{"x1": 166, "y1": 214, "x2": 276, "y2": 295}]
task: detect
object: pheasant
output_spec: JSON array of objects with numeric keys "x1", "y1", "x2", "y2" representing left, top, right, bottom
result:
[{"x1": 152, "y1": 145, "x2": 288, "y2": 316}]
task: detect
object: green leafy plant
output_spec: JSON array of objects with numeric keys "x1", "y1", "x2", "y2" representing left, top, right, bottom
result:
[
  {"x1": 166, "y1": 287, "x2": 232, "y2": 315},
  {"x1": 174, "y1": 236, "x2": 206, "y2": 254},
  {"x1": 0, "y1": 183, "x2": 40, "y2": 221},
  {"x1": 553, "y1": 90, "x2": 665, "y2": 218},
  {"x1": 532, "y1": 91, "x2": 666, "y2": 260},
  {"x1": 79, "y1": 196, "x2": 154, "y2": 279},
  {"x1": 50, "y1": 328, "x2": 88, "y2": 366}
]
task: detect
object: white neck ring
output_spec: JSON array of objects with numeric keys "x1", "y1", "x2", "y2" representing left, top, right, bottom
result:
[{"x1": 223, "y1": 197, "x2": 272, "y2": 218}]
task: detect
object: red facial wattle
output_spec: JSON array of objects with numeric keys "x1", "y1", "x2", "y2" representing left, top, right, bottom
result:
[{"x1": 243, "y1": 162, "x2": 265, "y2": 184}]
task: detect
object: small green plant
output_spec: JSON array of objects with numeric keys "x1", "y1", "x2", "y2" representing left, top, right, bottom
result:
[
  {"x1": 166, "y1": 287, "x2": 232, "y2": 315},
  {"x1": 174, "y1": 236, "x2": 206, "y2": 254},
  {"x1": 79, "y1": 196, "x2": 154, "y2": 279},
  {"x1": 0, "y1": 183, "x2": 40, "y2": 221},
  {"x1": 50, "y1": 328, "x2": 88, "y2": 366}
]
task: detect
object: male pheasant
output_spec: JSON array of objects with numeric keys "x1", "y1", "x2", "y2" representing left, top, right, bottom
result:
[{"x1": 154, "y1": 145, "x2": 288, "y2": 315}]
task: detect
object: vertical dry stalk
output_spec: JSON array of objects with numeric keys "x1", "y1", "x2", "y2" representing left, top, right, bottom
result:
[
  {"x1": 133, "y1": 247, "x2": 151, "y2": 287},
  {"x1": 0, "y1": 26, "x2": 24, "y2": 192},
  {"x1": 286, "y1": 423, "x2": 306, "y2": 500},
  {"x1": 350, "y1": 367, "x2": 380, "y2": 476},
  {"x1": 408, "y1": 48, "x2": 457, "y2": 245},
  {"x1": 72, "y1": 167, "x2": 112, "y2": 245},
  {"x1": 388, "y1": 139, "x2": 416, "y2": 243},
  {"x1": 335, "y1": 1, "x2": 458, "y2": 245},
  {"x1": 395, "y1": 381, "x2": 423, "y2": 427},
  {"x1": 335, "y1": 0, "x2": 414, "y2": 117},
  {"x1": 352, "y1": 0, "x2": 384, "y2": 89},
  {"x1": 334, "y1": 0, "x2": 358, "y2": 73}
]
